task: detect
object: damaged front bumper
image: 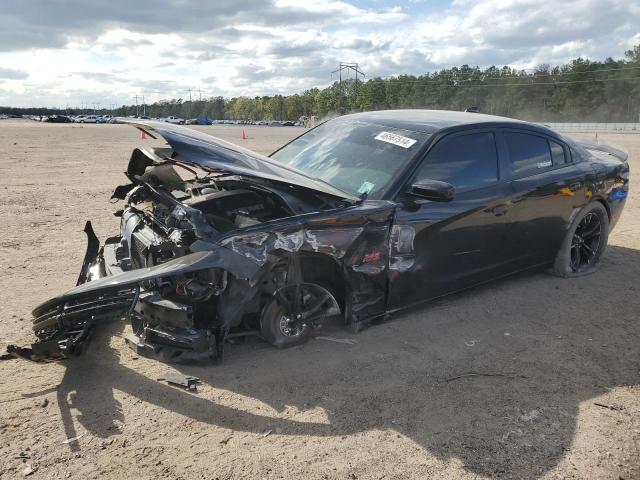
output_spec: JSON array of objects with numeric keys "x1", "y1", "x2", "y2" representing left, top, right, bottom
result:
[{"x1": 7, "y1": 221, "x2": 260, "y2": 363}]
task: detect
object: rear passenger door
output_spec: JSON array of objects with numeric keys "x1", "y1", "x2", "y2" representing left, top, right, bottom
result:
[{"x1": 500, "y1": 129, "x2": 591, "y2": 267}]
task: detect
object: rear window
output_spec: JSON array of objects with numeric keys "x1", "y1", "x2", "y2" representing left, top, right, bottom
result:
[
  {"x1": 505, "y1": 132, "x2": 553, "y2": 177},
  {"x1": 550, "y1": 140, "x2": 567, "y2": 165}
]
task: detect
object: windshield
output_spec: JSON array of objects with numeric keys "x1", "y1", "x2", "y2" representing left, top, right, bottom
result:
[{"x1": 271, "y1": 118, "x2": 430, "y2": 199}]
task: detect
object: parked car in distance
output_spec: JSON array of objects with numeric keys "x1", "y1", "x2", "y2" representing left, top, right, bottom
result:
[
  {"x1": 186, "y1": 118, "x2": 213, "y2": 125},
  {"x1": 45, "y1": 115, "x2": 72, "y2": 123},
  {"x1": 75, "y1": 115, "x2": 99, "y2": 123},
  {"x1": 164, "y1": 115, "x2": 185, "y2": 125}
]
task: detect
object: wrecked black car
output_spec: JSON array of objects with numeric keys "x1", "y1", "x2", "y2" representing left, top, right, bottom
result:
[{"x1": 9, "y1": 110, "x2": 629, "y2": 363}]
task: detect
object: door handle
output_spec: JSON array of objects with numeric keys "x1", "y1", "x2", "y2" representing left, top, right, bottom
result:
[{"x1": 491, "y1": 204, "x2": 508, "y2": 216}]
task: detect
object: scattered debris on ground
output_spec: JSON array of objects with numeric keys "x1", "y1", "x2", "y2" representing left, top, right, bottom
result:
[
  {"x1": 157, "y1": 373, "x2": 201, "y2": 391},
  {"x1": 315, "y1": 336, "x2": 357, "y2": 345}
]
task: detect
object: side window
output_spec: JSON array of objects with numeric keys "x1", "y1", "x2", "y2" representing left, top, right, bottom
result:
[
  {"x1": 550, "y1": 140, "x2": 567, "y2": 165},
  {"x1": 505, "y1": 132, "x2": 553, "y2": 177},
  {"x1": 416, "y1": 132, "x2": 498, "y2": 191}
]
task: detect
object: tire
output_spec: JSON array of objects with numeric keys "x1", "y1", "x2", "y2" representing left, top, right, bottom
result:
[
  {"x1": 260, "y1": 283, "x2": 339, "y2": 349},
  {"x1": 550, "y1": 202, "x2": 609, "y2": 277}
]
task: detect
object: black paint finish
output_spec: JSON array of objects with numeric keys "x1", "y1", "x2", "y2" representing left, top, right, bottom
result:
[{"x1": 15, "y1": 111, "x2": 629, "y2": 362}]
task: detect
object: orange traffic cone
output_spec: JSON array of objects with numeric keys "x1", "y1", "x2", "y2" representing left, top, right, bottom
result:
[
  {"x1": 242, "y1": 129, "x2": 247, "y2": 140},
  {"x1": 140, "y1": 130, "x2": 146, "y2": 140}
]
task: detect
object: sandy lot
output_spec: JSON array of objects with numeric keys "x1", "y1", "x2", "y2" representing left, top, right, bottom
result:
[{"x1": 0, "y1": 120, "x2": 638, "y2": 480}]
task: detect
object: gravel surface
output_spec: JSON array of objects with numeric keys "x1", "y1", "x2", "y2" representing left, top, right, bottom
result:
[{"x1": 0, "y1": 120, "x2": 638, "y2": 479}]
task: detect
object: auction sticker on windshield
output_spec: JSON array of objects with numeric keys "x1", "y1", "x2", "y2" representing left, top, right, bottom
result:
[{"x1": 374, "y1": 131, "x2": 417, "y2": 149}]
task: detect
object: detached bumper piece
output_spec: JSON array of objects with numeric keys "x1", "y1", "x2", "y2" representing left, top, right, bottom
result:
[
  {"x1": 125, "y1": 292, "x2": 216, "y2": 363},
  {"x1": 8, "y1": 286, "x2": 139, "y2": 362}
]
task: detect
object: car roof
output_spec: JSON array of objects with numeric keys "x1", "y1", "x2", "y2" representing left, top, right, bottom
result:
[{"x1": 340, "y1": 109, "x2": 553, "y2": 135}]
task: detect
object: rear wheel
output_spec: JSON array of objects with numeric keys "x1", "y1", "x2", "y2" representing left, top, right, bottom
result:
[
  {"x1": 551, "y1": 202, "x2": 609, "y2": 277},
  {"x1": 260, "y1": 283, "x2": 340, "y2": 349}
]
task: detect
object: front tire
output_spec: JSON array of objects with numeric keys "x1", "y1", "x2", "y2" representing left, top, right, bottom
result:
[
  {"x1": 260, "y1": 283, "x2": 340, "y2": 349},
  {"x1": 551, "y1": 202, "x2": 609, "y2": 277}
]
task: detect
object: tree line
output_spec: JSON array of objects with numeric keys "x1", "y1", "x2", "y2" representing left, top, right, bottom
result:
[{"x1": 3, "y1": 44, "x2": 640, "y2": 122}]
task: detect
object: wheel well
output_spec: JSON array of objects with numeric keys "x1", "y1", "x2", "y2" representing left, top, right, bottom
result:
[
  {"x1": 298, "y1": 253, "x2": 346, "y2": 312},
  {"x1": 594, "y1": 198, "x2": 611, "y2": 222}
]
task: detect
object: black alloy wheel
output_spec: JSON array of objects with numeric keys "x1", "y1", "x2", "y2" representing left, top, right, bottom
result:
[{"x1": 570, "y1": 212, "x2": 603, "y2": 272}]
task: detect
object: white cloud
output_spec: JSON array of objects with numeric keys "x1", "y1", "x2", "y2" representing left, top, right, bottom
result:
[{"x1": 0, "y1": 0, "x2": 637, "y2": 107}]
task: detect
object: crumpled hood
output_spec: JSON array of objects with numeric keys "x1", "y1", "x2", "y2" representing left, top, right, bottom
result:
[{"x1": 120, "y1": 119, "x2": 359, "y2": 202}]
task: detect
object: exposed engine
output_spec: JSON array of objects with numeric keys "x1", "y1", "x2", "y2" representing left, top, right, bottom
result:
[
  {"x1": 92, "y1": 150, "x2": 345, "y2": 362},
  {"x1": 118, "y1": 157, "x2": 333, "y2": 270}
]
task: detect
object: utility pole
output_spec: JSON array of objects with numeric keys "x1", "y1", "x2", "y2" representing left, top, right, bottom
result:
[
  {"x1": 142, "y1": 95, "x2": 146, "y2": 117},
  {"x1": 198, "y1": 88, "x2": 202, "y2": 101},
  {"x1": 331, "y1": 62, "x2": 365, "y2": 112},
  {"x1": 185, "y1": 89, "x2": 193, "y2": 118}
]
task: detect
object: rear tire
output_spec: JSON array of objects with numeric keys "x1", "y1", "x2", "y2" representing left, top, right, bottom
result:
[{"x1": 550, "y1": 202, "x2": 609, "y2": 277}]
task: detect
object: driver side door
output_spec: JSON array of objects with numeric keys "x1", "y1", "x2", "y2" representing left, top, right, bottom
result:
[{"x1": 387, "y1": 129, "x2": 516, "y2": 310}]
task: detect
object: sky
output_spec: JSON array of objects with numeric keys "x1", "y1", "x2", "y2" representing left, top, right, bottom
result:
[{"x1": 0, "y1": 0, "x2": 638, "y2": 108}]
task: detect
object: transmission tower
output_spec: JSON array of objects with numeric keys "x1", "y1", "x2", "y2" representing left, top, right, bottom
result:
[{"x1": 331, "y1": 62, "x2": 365, "y2": 111}]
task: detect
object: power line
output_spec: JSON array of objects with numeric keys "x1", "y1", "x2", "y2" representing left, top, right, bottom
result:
[
  {"x1": 365, "y1": 76, "x2": 640, "y2": 87},
  {"x1": 377, "y1": 64, "x2": 640, "y2": 83}
]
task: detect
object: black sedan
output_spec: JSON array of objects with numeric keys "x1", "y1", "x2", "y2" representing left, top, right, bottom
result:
[{"x1": 9, "y1": 110, "x2": 629, "y2": 363}]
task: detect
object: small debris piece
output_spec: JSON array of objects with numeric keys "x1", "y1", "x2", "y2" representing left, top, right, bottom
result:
[
  {"x1": 501, "y1": 427, "x2": 524, "y2": 441},
  {"x1": 157, "y1": 373, "x2": 201, "y2": 391},
  {"x1": 62, "y1": 433, "x2": 84, "y2": 444},
  {"x1": 41, "y1": 398, "x2": 49, "y2": 408},
  {"x1": 262, "y1": 430, "x2": 272, "y2": 437},
  {"x1": 23, "y1": 465, "x2": 35, "y2": 476},
  {"x1": 465, "y1": 340, "x2": 477, "y2": 347},
  {"x1": 315, "y1": 336, "x2": 357, "y2": 345},
  {"x1": 219, "y1": 436, "x2": 232, "y2": 445},
  {"x1": 594, "y1": 402, "x2": 624, "y2": 411},
  {"x1": 520, "y1": 409, "x2": 542, "y2": 422},
  {"x1": 446, "y1": 373, "x2": 528, "y2": 382}
]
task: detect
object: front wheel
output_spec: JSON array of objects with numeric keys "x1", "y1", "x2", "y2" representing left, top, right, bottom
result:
[
  {"x1": 550, "y1": 202, "x2": 609, "y2": 277},
  {"x1": 260, "y1": 283, "x2": 340, "y2": 349}
]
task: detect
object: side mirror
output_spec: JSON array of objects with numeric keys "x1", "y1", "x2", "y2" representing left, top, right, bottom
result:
[{"x1": 407, "y1": 179, "x2": 455, "y2": 202}]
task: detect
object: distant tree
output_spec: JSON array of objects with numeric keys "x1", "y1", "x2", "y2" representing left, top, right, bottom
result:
[{"x1": 3, "y1": 44, "x2": 640, "y2": 122}]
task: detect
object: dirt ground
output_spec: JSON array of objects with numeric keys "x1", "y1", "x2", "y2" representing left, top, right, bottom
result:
[{"x1": 0, "y1": 120, "x2": 638, "y2": 480}]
